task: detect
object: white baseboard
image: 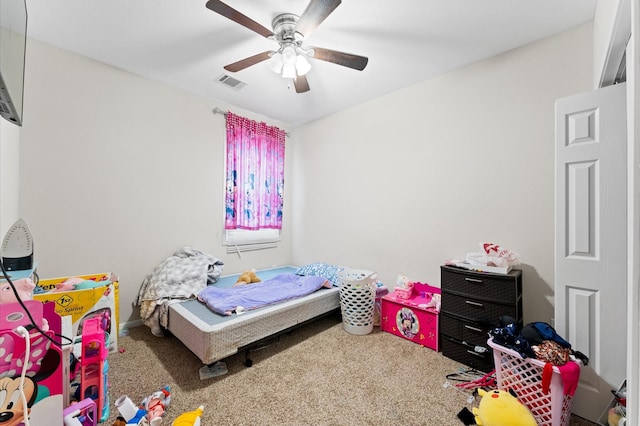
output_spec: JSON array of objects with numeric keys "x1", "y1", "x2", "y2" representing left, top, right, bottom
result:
[{"x1": 119, "y1": 319, "x2": 142, "y2": 334}]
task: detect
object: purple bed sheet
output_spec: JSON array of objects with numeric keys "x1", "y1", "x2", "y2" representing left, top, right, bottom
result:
[{"x1": 197, "y1": 273, "x2": 330, "y2": 315}]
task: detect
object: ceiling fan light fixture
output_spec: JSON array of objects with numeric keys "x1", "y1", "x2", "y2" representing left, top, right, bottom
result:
[
  {"x1": 281, "y1": 45, "x2": 297, "y2": 65},
  {"x1": 269, "y1": 52, "x2": 284, "y2": 73},
  {"x1": 208, "y1": 0, "x2": 369, "y2": 93},
  {"x1": 295, "y1": 54, "x2": 311, "y2": 76},
  {"x1": 282, "y1": 63, "x2": 297, "y2": 79},
  {"x1": 270, "y1": 45, "x2": 311, "y2": 78}
]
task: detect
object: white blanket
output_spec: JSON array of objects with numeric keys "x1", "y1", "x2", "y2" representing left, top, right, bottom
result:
[{"x1": 137, "y1": 247, "x2": 224, "y2": 336}]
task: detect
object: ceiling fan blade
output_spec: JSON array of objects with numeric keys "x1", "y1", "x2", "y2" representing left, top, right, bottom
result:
[
  {"x1": 295, "y1": 0, "x2": 341, "y2": 37},
  {"x1": 224, "y1": 51, "x2": 272, "y2": 73},
  {"x1": 309, "y1": 47, "x2": 368, "y2": 71},
  {"x1": 206, "y1": 0, "x2": 273, "y2": 39},
  {"x1": 293, "y1": 75, "x2": 310, "y2": 93}
]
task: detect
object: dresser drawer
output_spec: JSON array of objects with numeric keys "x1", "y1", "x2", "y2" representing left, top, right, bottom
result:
[
  {"x1": 440, "y1": 313, "x2": 491, "y2": 347},
  {"x1": 441, "y1": 292, "x2": 518, "y2": 326},
  {"x1": 441, "y1": 266, "x2": 522, "y2": 304},
  {"x1": 441, "y1": 335, "x2": 493, "y2": 373}
]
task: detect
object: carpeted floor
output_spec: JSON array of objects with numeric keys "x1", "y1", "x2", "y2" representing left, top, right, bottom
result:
[{"x1": 102, "y1": 312, "x2": 598, "y2": 425}]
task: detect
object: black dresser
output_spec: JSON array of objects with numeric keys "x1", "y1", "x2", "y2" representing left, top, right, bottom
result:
[{"x1": 440, "y1": 265, "x2": 522, "y2": 372}]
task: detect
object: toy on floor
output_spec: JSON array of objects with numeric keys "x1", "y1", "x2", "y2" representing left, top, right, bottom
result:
[
  {"x1": 233, "y1": 270, "x2": 261, "y2": 286},
  {"x1": 63, "y1": 398, "x2": 97, "y2": 426},
  {"x1": 171, "y1": 406, "x2": 204, "y2": 426},
  {"x1": 608, "y1": 404, "x2": 627, "y2": 426},
  {"x1": 80, "y1": 317, "x2": 110, "y2": 422},
  {"x1": 472, "y1": 388, "x2": 537, "y2": 426},
  {"x1": 115, "y1": 385, "x2": 171, "y2": 426},
  {"x1": 142, "y1": 385, "x2": 172, "y2": 424}
]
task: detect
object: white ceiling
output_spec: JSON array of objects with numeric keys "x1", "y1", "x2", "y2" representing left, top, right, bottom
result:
[{"x1": 25, "y1": 0, "x2": 596, "y2": 127}]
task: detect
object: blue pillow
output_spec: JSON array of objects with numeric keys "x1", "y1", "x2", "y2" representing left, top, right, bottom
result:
[{"x1": 296, "y1": 263, "x2": 344, "y2": 287}]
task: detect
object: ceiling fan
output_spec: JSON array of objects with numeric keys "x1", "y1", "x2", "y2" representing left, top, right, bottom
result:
[{"x1": 206, "y1": 0, "x2": 368, "y2": 93}]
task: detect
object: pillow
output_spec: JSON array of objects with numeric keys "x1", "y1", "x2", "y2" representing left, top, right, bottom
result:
[{"x1": 295, "y1": 263, "x2": 344, "y2": 287}]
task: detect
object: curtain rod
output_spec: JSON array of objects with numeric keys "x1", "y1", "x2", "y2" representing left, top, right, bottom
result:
[{"x1": 212, "y1": 107, "x2": 290, "y2": 137}]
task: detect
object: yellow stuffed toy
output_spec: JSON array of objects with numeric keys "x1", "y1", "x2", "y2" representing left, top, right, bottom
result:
[
  {"x1": 233, "y1": 270, "x2": 261, "y2": 286},
  {"x1": 171, "y1": 405, "x2": 204, "y2": 426},
  {"x1": 472, "y1": 388, "x2": 537, "y2": 426}
]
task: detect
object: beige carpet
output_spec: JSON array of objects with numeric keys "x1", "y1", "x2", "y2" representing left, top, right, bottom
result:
[{"x1": 103, "y1": 313, "x2": 597, "y2": 425}]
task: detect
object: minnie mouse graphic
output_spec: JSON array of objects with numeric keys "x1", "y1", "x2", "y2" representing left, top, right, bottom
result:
[
  {"x1": 0, "y1": 301, "x2": 63, "y2": 426},
  {"x1": 0, "y1": 339, "x2": 61, "y2": 426},
  {"x1": 396, "y1": 308, "x2": 419, "y2": 339}
]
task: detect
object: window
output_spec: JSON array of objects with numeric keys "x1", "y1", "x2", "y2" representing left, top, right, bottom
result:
[{"x1": 223, "y1": 112, "x2": 286, "y2": 250}]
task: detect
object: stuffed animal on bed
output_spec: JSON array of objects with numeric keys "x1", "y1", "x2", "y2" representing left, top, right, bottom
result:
[{"x1": 233, "y1": 270, "x2": 261, "y2": 287}]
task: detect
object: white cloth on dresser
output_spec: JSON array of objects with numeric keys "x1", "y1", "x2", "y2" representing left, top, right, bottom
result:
[{"x1": 136, "y1": 247, "x2": 223, "y2": 336}]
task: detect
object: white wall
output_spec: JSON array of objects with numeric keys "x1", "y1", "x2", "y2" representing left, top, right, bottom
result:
[
  {"x1": 17, "y1": 23, "x2": 593, "y2": 329},
  {"x1": 18, "y1": 39, "x2": 293, "y2": 327},
  {"x1": 292, "y1": 23, "x2": 593, "y2": 324},
  {"x1": 0, "y1": 119, "x2": 20, "y2": 236}
]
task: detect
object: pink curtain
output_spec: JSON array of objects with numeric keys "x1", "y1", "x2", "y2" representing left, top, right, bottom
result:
[{"x1": 224, "y1": 112, "x2": 286, "y2": 230}]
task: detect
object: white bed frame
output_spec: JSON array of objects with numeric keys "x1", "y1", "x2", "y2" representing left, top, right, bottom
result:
[{"x1": 167, "y1": 267, "x2": 340, "y2": 366}]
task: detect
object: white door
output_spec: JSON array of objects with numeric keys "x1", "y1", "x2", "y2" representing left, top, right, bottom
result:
[{"x1": 555, "y1": 82, "x2": 627, "y2": 422}]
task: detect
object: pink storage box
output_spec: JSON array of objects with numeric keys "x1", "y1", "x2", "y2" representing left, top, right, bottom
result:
[
  {"x1": 0, "y1": 300, "x2": 64, "y2": 424},
  {"x1": 381, "y1": 282, "x2": 440, "y2": 351}
]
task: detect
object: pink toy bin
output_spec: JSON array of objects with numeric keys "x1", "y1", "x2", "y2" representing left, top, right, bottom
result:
[{"x1": 381, "y1": 282, "x2": 440, "y2": 351}]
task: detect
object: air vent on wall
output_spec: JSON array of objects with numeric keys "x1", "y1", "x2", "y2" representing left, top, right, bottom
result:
[{"x1": 216, "y1": 73, "x2": 247, "y2": 90}]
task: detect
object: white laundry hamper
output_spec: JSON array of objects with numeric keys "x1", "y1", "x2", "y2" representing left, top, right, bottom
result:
[{"x1": 338, "y1": 269, "x2": 378, "y2": 335}]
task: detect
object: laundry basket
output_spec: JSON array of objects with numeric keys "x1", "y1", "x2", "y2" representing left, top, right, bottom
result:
[
  {"x1": 338, "y1": 269, "x2": 377, "y2": 335},
  {"x1": 488, "y1": 338, "x2": 579, "y2": 426}
]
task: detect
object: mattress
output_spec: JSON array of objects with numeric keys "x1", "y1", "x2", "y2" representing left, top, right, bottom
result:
[{"x1": 167, "y1": 266, "x2": 340, "y2": 365}]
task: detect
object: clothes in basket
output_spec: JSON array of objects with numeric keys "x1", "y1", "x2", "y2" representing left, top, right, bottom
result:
[{"x1": 488, "y1": 338, "x2": 581, "y2": 426}]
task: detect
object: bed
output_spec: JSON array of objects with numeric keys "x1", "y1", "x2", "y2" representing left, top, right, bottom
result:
[{"x1": 166, "y1": 265, "x2": 342, "y2": 366}]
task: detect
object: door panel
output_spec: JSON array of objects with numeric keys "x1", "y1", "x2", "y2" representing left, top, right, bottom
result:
[{"x1": 555, "y1": 82, "x2": 627, "y2": 422}]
